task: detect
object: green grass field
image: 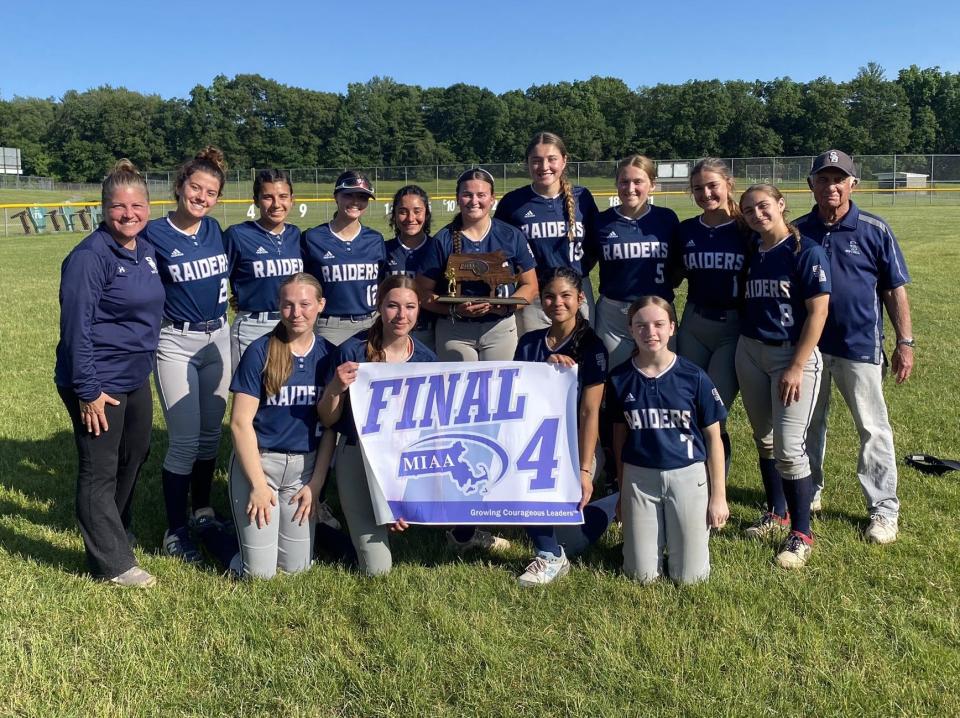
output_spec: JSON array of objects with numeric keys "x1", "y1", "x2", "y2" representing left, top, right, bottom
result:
[{"x1": 1, "y1": 206, "x2": 958, "y2": 716}]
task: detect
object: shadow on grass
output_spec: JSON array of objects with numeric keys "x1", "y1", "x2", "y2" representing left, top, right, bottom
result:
[{"x1": 0, "y1": 429, "x2": 179, "y2": 572}]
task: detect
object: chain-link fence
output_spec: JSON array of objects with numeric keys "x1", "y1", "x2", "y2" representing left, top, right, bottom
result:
[{"x1": 5, "y1": 154, "x2": 960, "y2": 237}]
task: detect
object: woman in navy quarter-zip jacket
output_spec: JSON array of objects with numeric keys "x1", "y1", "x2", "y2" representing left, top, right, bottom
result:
[{"x1": 55, "y1": 160, "x2": 165, "y2": 588}]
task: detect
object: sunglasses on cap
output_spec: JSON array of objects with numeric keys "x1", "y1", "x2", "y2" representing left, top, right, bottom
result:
[{"x1": 334, "y1": 175, "x2": 375, "y2": 197}]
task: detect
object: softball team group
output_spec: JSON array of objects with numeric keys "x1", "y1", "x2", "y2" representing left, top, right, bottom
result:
[{"x1": 55, "y1": 135, "x2": 914, "y2": 589}]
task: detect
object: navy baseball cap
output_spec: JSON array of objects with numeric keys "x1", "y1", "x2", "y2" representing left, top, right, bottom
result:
[{"x1": 810, "y1": 150, "x2": 857, "y2": 178}]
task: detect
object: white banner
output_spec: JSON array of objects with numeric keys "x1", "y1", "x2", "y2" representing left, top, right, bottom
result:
[{"x1": 349, "y1": 361, "x2": 583, "y2": 526}]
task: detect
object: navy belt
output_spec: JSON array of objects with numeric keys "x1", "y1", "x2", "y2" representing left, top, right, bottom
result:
[
  {"x1": 691, "y1": 304, "x2": 733, "y2": 322},
  {"x1": 330, "y1": 313, "x2": 374, "y2": 322},
  {"x1": 758, "y1": 338, "x2": 794, "y2": 348},
  {"x1": 245, "y1": 311, "x2": 281, "y2": 322},
  {"x1": 167, "y1": 316, "x2": 226, "y2": 333}
]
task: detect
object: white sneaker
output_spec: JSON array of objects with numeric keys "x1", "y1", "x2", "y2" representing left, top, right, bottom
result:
[
  {"x1": 775, "y1": 531, "x2": 813, "y2": 569},
  {"x1": 316, "y1": 502, "x2": 341, "y2": 530},
  {"x1": 865, "y1": 514, "x2": 898, "y2": 544},
  {"x1": 108, "y1": 566, "x2": 156, "y2": 588},
  {"x1": 517, "y1": 548, "x2": 570, "y2": 587},
  {"x1": 446, "y1": 529, "x2": 511, "y2": 554}
]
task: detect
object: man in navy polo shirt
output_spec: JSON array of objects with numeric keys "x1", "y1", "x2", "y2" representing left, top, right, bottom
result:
[{"x1": 797, "y1": 150, "x2": 914, "y2": 545}]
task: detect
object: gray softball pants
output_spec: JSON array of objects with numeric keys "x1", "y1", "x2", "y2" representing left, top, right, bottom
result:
[
  {"x1": 228, "y1": 450, "x2": 317, "y2": 579},
  {"x1": 677, "y1": 304, "x2": 741, "y2": 415},
  {"x1": 230, "y1": 311, "x2": 281, "y2": 373},
  {"x1": 315, "y1": 314, "x2": 375, "y2": 346},
  {"x1": 621, "y1": 462, "x2": 710, "y2": 585},
  {"x1": 336, "y1": 441, "x2": 393, "y2": 576},
  {"x1": 806, "y1": 353, "x2": 900, "y2": 518},
  {"x1": 735, "y1": 336, "x2": 822, "y2": 480},
  {"x1": 435, "y1": 315, "x2": 518, "y2": 362},
  {"x1": 155, "y1": 322, "x2": 230, "y2": 474}
]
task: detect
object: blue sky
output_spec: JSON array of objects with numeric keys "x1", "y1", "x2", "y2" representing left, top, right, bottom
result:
[{"x1": 2, "y1": 1, "x2": 958, "y2": 100}]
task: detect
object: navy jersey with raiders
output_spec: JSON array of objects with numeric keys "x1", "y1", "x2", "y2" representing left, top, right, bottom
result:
[
  {"x1": 741, "y1": 235, "x2": 831, "y2": 344},
  {"x1": 301, "y1": 224, "x2": 386, "y2": 316},
  {"x1": 386, "y1": 235, "x2": 437, "y2": 332},
  {"x1": 231, "y1": 333, "x2": 336, "y2": 454},
  {"x1": 325, "y1": 332, "x2": 437, "y2": 443},
  {"x1": 607, "y1": 355, "x2": 726, "y2": 470},
  {"x1": 588, "y1": 205, "x2": 679, "y2": 302},
  {"x1": 494, "y1": 184, "x2": 600, "y2": 280},
  {"x1": 144, "y1": 216, "x2": 229, "y2": 323},
  {"x1": 795, "y1": 201, "x2": 910, "y2": 364},
  {"x1": 224, "y1": 221, "x2": 303, "y2": 312},
  {"x1": 55, "y1": 227, "x2": 165, "y2": 401},
  {"x1": 674, "y1": 217, "x2": 749, "y2": 310},
  {"x1": 514, "y1": 326, "x2": 609, "y2": 396},
  {"x1": 420, "y1": 218, "x2": 537, "y2": 300}
]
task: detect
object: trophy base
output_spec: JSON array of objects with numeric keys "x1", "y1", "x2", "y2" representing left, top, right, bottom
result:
[{"x1": 436, "y1": 296, "x2": 530, "y2": 306}]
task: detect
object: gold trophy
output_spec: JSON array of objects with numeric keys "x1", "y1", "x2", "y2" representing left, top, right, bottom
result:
[{"x1": 436, "y1": 250, "x2": 530, "y2": 306}]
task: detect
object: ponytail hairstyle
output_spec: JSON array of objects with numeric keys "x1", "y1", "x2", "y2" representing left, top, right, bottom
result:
[
  {"x1": 366, "y1": 275, "x2": 420, "y2": 363},
  {"x1": 740, "y1": 184, "x2": 802, "y2": 253},
  {"x1": 101, "y1": 159, "x2": 149, "y2": 210},
  {"x1": 690, "y1": 158, "x2": 746, "y2": 232},
  {"x1": 526, "y1": 132, "x2": 577, "y2": 243},
  {"x1": 451, "y1": 168, "x2": 495, "y2": 254},
  {"x1": 174, "y1": 146, "x2": 227, "y2": 201},
  {"x1": 263, "y1": 273, "x2": 323, "y2": 397},
  {"x1": 389, "y1": 184, "x2": 432, "y2": 237},
  {"x1": 626, "y1": 295, "x2": 676, "y2": 357},
  {"x1": 542, "y1": 267, "x2": 599, "y2": 365},
  {"x1": 616, "y1": 154, "x2": 657, "y2": 184},
  {"x1": 253, "y1": 168, "x2": 293, "y2": 200}
]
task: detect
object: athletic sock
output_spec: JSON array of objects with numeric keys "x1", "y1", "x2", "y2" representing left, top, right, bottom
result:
[
  {"x1": 782, "y1": 475, "x2": 813, "y2": 538},
  {"x1": 759, "y1": 458, "x2": 788, "y2": 517},
  {"x1": 193, "y1": 522, "x2": 239, "y2": 568},
  {"x1": 450, "y1": 526, "x2": 475, "y2": 543},
  {"x1": 526, "y1": 526, "x2": 562, "y2": 557},
  {"x1": 190, "y1": 458, "x2": 217, "y2": 513},
  {"x1": 583, "y1": 492, "x2": 619, "y2": 543},
  {"x1": 162, "y1": 469, "x2": 191, "y2": 532}
]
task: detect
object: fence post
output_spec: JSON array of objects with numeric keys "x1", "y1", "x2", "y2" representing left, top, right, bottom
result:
[{"x1": 892, "y1": 154, "x2": 897, "y2": 206}]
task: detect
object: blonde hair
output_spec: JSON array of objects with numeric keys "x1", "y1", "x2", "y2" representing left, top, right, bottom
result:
[
  {"x1": 101, "y1": 159, "x2": 149, "y2": 209},
  {"x1": 527, "y1": 132, "x2": 578, "y2": 243},
  {"x1": 616, "y1": 154, "x2": 657, "y2": 183},
  {"x1": 690, "y1": 158, "x2": 743, "y2": 226},
  {"x1": 263, "y1": 273, "x2": 323, "y2": 397}
]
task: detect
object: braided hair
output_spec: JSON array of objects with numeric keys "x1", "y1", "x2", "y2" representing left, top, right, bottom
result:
[
  {"x1": 526, "y1": 132, "x2": 578, "y2": 243},
  {"x1": 451, "y1": 169, "x2": 495, "y2": 255}
]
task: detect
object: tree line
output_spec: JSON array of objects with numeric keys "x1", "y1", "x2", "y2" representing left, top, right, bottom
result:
[{"x1": 2, "y1": 63, "x2": 959, "y2": 182}]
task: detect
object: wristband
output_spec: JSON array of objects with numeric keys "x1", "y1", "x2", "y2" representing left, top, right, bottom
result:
[{"x1": 896, "y1": 338, "x2": 915, "y2": 347}]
